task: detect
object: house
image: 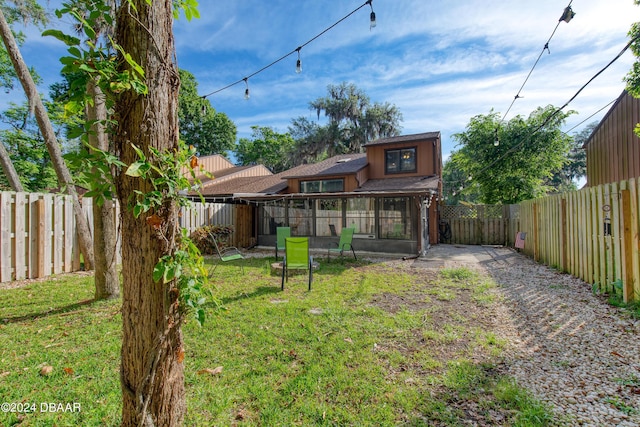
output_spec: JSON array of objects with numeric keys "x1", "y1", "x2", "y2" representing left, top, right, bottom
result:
[
  {"x1": 197, "y1": 132, "x2": 443, "y2": 256},
  {"x1": 584, "y1": 90, "x2": 640, "y2": 186}
]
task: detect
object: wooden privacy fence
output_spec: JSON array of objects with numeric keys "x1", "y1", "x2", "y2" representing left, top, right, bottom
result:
[
  {"x1": 440, "y1": 204, "x2": 519, "y2": 246},
  {"x1": 0, "y1": 192, "x2": 78, "y2": 282},
  {"x1": 518, "y1": 178, "x2": 640, "y2": 302},
  {"x1": 0, "y1": 192, "x2": 250, "y2": 283}
]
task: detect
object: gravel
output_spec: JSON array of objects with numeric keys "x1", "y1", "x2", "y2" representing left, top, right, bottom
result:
[{"x1": 465, "y1": 246, "x2": 640, "y2": 427}]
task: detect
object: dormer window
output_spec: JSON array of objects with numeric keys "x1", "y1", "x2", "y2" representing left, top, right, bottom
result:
[
  {"x1": 385, "y1": 147, "x2": 417, "y2": 174},
  {"x1": 300, "y1": 178, "x2": 344, "y2": 193}
]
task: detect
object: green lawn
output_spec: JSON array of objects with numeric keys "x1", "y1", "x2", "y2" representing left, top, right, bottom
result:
[{"x1": 0, "y1": 255, "x2": 557, "y2": 426}]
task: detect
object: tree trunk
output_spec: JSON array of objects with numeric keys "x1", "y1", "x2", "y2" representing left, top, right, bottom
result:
[
  {"x1": 0, "y1": 139, "x2": 24, "y2": 191},
  {"x1": 114, "y1": 1, "x2": 184, "y2": 426},
  {"x1": 0, "y1": 7, "x2": 95, "y2": 270},
  {"x1": 86, "y1": 78, "x2": 119, "y2": 300}
]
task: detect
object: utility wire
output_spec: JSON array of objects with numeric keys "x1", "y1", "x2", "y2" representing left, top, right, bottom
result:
[
  {"x1": 447, "y1": 36, "x2": 636, "y2": 189},
  {"x1": 564, "y1": 98, "x2": 616, "y2": 134},
  {"x1": 200, "y1": 0, "x2": 375, "y2": 99},
  {"x1": 500, "y1": 1, "x2": 574, "y2": 123}
]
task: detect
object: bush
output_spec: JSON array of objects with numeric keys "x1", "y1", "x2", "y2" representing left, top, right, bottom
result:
[{"x1": 190, "y1": 225, "x2": 235, "y2": 255}]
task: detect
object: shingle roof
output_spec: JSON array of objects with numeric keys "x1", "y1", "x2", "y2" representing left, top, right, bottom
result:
[
  {"x1": 364, "y1": 132, "x2": 440, "y2": 147},
  {"x1": 199, "y1": 174, "x2": 287, "y2": 196},
  {"x1": 197, "y1": 153, "x2": 440, "y2": 198},
  {"x1": 354, "y1": 175, "x2": 440, "y2": 193},
  {"x1": 282, "y1": 153, "x2": 367, "y2": 178}
]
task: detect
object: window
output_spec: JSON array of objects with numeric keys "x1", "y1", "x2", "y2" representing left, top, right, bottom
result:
[
  {"x1": 300, "y1": 178, "x2": 344, "y2": 193},
  {"x1": 261, "y1": 201, "x2": 287, "y2": 234},
  {"x1": 346, "y1": 198, "x2": 375, "y2": 235},
  {"x1": 288, "y1": 199, "x2": 312, "y2": 235},
  {"x1": 379, "y1": 197, "x2": 413, "y2": 239},
  {"x1": 385, "y1": 147, "x2": 416, "y2": 174},
  {"x1": 316, "y1": 199, "x2": 343, "y2": 236}
]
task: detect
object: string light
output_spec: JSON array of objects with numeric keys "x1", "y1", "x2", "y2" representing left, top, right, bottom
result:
[
  {"x1": 243, "y1": 78, "x2": 250, "y2": 100},
  {"x1": 295, "y1": 47, "x2": 302, "y2": 74},
  {"x1": 200, "y1": 0, "x2": 377, "y2": 100},
  {"x1": 559, "y1": 6, "x2": 575, "y2": 23},
  {"x1": 443, "y1": 33, "x2": 640, "y2": 201},
  {"x1": 443, "y1": 35, "x2": 637, "y2": 192},
  {"x1": 499, "y1": 1, "x2": 575, "y2": 124},
  {"x1": 368, "y1": 0, "x2": 376, "y2": 29}
]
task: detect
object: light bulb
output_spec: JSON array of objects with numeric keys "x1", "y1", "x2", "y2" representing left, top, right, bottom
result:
[
  {"x1": 370, "y1": 11, "x2": 376, "y2": 28},
  {"x1": 243, "y1": 78, "x2": 250, "y2": 100},
  {"x1": 494, "y1": 138, "x2": 499, "y2": 147},
  {"x1": 295, "y1": 47, "x2": 302, "y2": 74}
]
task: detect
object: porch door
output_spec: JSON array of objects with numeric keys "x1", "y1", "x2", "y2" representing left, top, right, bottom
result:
[{"x1": 420, "y1": 198, "x2": 430, "y2": 255}]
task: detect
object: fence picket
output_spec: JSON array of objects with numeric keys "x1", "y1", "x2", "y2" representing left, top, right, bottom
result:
[{"x1": 2, "y1": 184, "x2": 640, "y2": 301}]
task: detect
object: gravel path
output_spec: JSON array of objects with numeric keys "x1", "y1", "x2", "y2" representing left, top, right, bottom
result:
[{"x1": 442, "y1": 246, "x2": 640, "y2": 427}]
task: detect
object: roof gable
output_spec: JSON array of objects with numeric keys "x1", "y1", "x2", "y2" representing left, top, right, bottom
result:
[{"x1": 364, "y1": 132, "x2": 440, "y2": 147}]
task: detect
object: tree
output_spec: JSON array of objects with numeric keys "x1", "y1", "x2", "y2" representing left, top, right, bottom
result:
[
  {"x1": 39, "y1": 0, "x2": 120, "y2": 298},
  {"x1": 288, "y1": 116, "x2": 337, "y2": 164},
  {"x1": 178, "y1": 69, "x2": 236, "y2": 156},
  {"x1": 0, "y1": 102, "x2": 58, "y2": 191},
  {"x1": 0, "y1": 5, "x2": 95, "y2": 269},
  {"x1": 297, "y1": 82, "x2": 402, "y2": 158},
  {"x1": 236, "y1": 126, "x2": 295, "y2": 173},
  {"x1": 545, "y1": 122, "x2": 592, "y2": 192},
  {"x1": 113, "y1": 1, "x2": 199, "y2": 424},
  {"x1": 451, "y1": 106, "x2": 573, "y2": 204},
  {"x1": 625, "y1": 1, "x2": 640, "y2": 136},
  {"x1": 0, "y1": 0, "x2": 46, "y2": 192},
  {"x1": 442, "y1": 156, "x2": 480, "y2": 205}
]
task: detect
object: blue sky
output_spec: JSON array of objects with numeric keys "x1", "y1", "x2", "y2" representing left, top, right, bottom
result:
[{"x1": 5, "y1": 0, "x2": 639, "y2": 161}]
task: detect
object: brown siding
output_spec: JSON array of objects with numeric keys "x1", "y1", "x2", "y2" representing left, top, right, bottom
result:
[
  {"x1": 367, "y1": 138, "x2": 440, "y2": 179},
  {"x1": 586, "y1": 91, "x2": 640, "y2": 186}
]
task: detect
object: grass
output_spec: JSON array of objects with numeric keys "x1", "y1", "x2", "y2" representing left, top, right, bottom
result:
[{"x1": 0, "y1": 256, "x2": 557, "y2": 426}]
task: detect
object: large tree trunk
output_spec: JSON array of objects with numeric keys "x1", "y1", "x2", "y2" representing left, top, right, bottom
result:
[
  {"x1": 0, "y1": 7, "x2": 95, "y2": 270},
  {"x1": 0, "y1": 139, "x2": 24, "y2": 191},
  {"x1": 114, "y1": 1, "x2": 184, "y2": 426},
  {"x1": 86, "y1": 78, "x2": 119, "y2": 300}
]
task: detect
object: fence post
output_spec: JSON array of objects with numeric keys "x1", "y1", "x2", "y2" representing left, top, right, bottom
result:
[
  {"x1": 621, "y1": 189, "x2": 635, "y2": 302},
  {"x1": 533, "y1": 202, "x2": 539, "y2": 262},
  {"x1": 0, "y1": 192, "x2": 12, "y2": 282},
  {"x1": 561, "y1": 198, "x2": 567, "y2": 272},
  {"x1": 36, "y1": 198, "x2": 46, "y2": 278}
]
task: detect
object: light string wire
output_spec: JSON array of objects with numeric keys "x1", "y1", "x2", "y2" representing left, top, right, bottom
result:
[
  {"x1": 445, "y1": 35, "x2": 637, "y2": 190},
  {"x1": 500, "y1": 1, "x2": 574, "y2": 124},
  {"x1": 200, "y1": 0, "x2": 375, "y2": 99},
  {"x1": 564, "y1": 98, "x2": 616, "y2": 134}
]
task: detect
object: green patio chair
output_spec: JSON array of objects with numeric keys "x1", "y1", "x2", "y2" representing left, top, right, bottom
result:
[
  {"x1": 281, "y1": 237, "x2": 313, "y2": 291},
  {"x1": 209, "y1": 233, "x2": 245, "y2": 275},
  {"x1": 327, "y1": 227, "x2": 357, "y2": 261},
  {"x1": 275, "y1": 226, "x2": 291, "y2": 260}
]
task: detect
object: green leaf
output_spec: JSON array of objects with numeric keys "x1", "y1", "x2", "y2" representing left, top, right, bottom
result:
[
  {"x1": 41, "y1": 29, "x2": 80, "y2": 46},
  {"x1": 67, "y1": 46, "x2": 82, "y2": 58},
  {"x1": 133, "y1": 204, "x2": 143, "y2": 218},
  {"x1": 125, "y1": 161, "x2": 148, "y2": 177},
  {"x1": 83, "y1": 25, "x2": 96, "y2": 41},
  {"x1": 163, "y1": 264, "x2": 176, "y2": 283},
  {"x1": 153, "y1": 262, "x2": 166, "y2": 282}
]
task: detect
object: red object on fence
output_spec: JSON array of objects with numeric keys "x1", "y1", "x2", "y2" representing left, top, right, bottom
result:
[{"x1": 515, "y1": 231, "x2": 526, "y2": 249}]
